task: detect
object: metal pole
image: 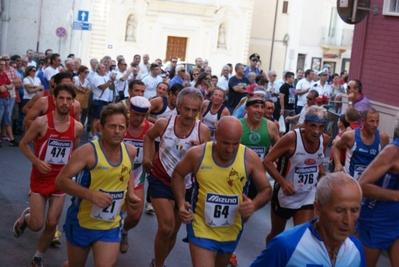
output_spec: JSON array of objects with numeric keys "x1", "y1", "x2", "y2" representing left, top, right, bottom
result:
[
  {"x1": 351, "y1": 0, "x2": 359, "y2": 22},
  {"x1": 36, "y1": 0, "x2": 44, "y2": 52},
  {"x1": 58, "y1": 38, "x2": 61, "y2": 54},
  {"x1": 269, "y1": 0, "x2": 279, "y2": 71}
]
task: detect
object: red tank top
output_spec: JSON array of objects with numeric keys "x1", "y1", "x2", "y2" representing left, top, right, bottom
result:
[
  {"x1": 32, "y1": 112, "x2": 75, "y2": 179},
  {"x1": 125, "y1": 120, "x2": 150, "y2": 140},
  {"x1": 44, "y1": 95, "x2": 75, "y2": 116}
]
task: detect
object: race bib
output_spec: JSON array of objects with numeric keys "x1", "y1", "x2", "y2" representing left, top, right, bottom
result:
[
  {"x1": 249, "y1": 146, "x2": 266, "y2": 161},
  {"x1": 123, "y1": 139, "x2": 143, "y2": 165},
  {"x1": 293, "y1": 166, "x2": 317, "y2": 191},
  {"x1": 204, "y1": 193, "x2": 238, "y2": 227},
  {"x1": 353, "y1": 165, "x2": 367, "y2": 180},
  {"x1": 44, "y1": 139, "x2": 72, "y2": 165},
  {"x1": 90, "y1": 189, "x2": 125, "y2": 222}
]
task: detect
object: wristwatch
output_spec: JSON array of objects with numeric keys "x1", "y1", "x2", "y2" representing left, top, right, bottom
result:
[{"x1": 348, "y1": 101, "x2": 353, "y2": 105}]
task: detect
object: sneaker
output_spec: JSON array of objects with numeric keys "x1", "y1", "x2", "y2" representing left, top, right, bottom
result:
[
  {"x1": 149, "y1": 258, "x2": 166, "y2": 267},
  {"x1": 145, "y1": 202, "x2": 154, "y2": 214},
  {"x1": 13, "y1": 207, "x2": 30, "y2": 238},
  {"x1": 9, "y1": 139, "x2": 19, "y2": 146},
  {"x1": 120, "y1": 232, "x2": 129, "y2": 253},
  {"x1": 31, "y1": 257, "x2": 43, "y2": 267},
  {"x1": 51, "y1": 227, "x2": 62, "y2": 246},
  {"x1": 228, "y1": 253, "x2": 238, "y2": 267},
  {"x1": 1, "y1": 135, "x2": 10, "y2": 141}
]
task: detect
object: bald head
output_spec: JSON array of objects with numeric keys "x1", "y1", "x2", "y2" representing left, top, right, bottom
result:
[{"x1": 216, "y1": 116, "x2": 243, "y2": 139}]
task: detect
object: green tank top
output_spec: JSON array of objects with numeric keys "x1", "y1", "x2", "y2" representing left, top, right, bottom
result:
[{"x1": 239, "y1": 117, "x2": 271, "y2": 161}]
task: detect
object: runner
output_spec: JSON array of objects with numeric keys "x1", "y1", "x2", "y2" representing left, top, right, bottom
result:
[
  {"x1": 172, "y1": 116, "x2": 272, "y2": 267},
  {"x1": 142, "y1": 87, "x2": 210, "y2": 267},
  {"x1": 55, "y1": 102, "x2": 141, "y2": 267},
  {"x1": 13, "y1": 84, "x2": 83, "y2": 267},
  {"x1": 263, "y1": 105, "x2": 330, "y2": 244},
  {"x1": 120, "y1": 96, "x2": 153, "y2": 253}
]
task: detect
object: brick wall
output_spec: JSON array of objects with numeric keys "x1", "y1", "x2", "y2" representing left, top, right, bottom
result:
[{"x1": 350, "y1": 0, "x2": 399, "y2": 107}]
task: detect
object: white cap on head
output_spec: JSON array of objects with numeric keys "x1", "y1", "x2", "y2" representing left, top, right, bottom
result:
[{"x1": 130, "y1": 96, "x2": 151, "y2": 113}]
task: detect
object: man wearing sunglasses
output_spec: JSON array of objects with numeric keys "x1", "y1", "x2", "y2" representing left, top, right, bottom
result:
[
  {"x1": 168, "y1": 65, "x2": 186, "y2": 88},
  {"x1": 244, "y1": 53, "x2": 261, "y2": 78},
  {"x1": 346, "y1": 79, "x2": 371, "y2": 114}
]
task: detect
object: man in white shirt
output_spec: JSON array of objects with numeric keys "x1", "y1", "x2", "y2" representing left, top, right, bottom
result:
[
  {"x1": 295, "y1": 69, "x2": 314, "y2": 114},
  {"x1": 87, "y1": 58, "x2": 98, "y2": 86},
  {"x1": 43, "y1": 53, "x2": 61, "y2": 90},
  {"x1": 216, "y1": 65, "x2": 230, "y2": 91},
  {"x1": 313, "y1": 69, "x2": 332, "y2": 97},
  {"x1": 90, "y1": 63, "x2": 115, "y2": 139},
  {"x1": 142, "y1": 63, "x2": 162, "y2": 99},
  {"x1": 26, "y1": 49, "x2": 37, "y2": 67},
  {"x1": 139, "y1": 54, "x2": 150, "y2": 76},
  {"x1": 115, "y1": 59, "x2": 134, "y2": 101}
]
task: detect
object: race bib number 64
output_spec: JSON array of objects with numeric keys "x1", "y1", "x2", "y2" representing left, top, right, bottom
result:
[{"x1": 204, "y1": 193, "x2": 238, "y2": 228}]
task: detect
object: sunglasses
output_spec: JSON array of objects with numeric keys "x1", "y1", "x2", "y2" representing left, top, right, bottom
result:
[
  {"x1": 251, "y1": 59, "x2": 258, "y2": 62},
  {"x1": 265, "y1": 107, "x2": 274, "y2": 110},
  {"x1": 30, "y1": 69, "x2": 36, "y2": 72},
  {"x1": 172, "y1": 61, "x2": 177, "y2": 63},
  {"x1": 307, "y1": 97, "x2": 314, "y2": 100},
  {"x1": 347, "y1": 86, "x2": 355, "y2": 89}
]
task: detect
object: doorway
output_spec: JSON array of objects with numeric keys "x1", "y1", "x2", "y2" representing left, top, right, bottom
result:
[
  {"x1": 297, "y1": 54, "x2": 306, "y2": 70},
  {"x1": 165, "y1": 36, "x2": 187, "y2": 61}
]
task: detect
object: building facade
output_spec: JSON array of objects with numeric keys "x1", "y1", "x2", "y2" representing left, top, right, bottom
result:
[
  {"x1": 249, "y1": 0, "x2": 354, "y2": 76},
  {"x1": 347, "y1": 0, "x2": 399, "y2": 139},
  {"x1": 0, "y1": 0, "x2": 254, "y2": 73}
]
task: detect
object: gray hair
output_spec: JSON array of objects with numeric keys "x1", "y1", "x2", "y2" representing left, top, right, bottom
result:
[
  {"x1": 305, "y1": 105, "x2": 327, "y2": 122},
  {"x1": 65, "y1": 58, "x2": 73, "y2": 66},
  {"x1": 175, "y1": 65, "x2": 185, "y2": 72},
  {"x1": 176, "y1": 87, "x2": 203, "y2": 107},
  {"x1": 222, "y1": 65, "x2": 230, "y2": 71},
  {"x1": 316, "y1": 172, "x2": 362, "y2": 208},
  {"x1": 90, "y1": 58, "x2": 98, "y2": 65},
  {"x1": 94, "y1": 63, "x2": 104, "y2": 73}
]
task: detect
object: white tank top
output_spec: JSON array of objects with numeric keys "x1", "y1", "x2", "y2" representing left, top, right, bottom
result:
[
  {"x1": 159, "y1": 115, "x2": 201, "y2": 188},
  {"x1": 277, "y1": 129, "x2": 324, "y2": 209}
]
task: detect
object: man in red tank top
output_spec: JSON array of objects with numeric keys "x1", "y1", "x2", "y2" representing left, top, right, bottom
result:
[
  {"x1": 13, "y1": 84, "x2": 83, "y2": 267},
  {"x1": 23, "y1": 72, "x2": 81, "y2": 130}
]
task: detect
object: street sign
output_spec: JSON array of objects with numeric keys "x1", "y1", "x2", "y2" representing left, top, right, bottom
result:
[
  {"x1": 73, "y1": 22, "x2": 92, "y2": 31},
  {"x1": 55, "y1": 27, "x2": 66, "y2": 38},
  {"x1": 78, "y1": 10, "x2": 89, "y2": 22}
]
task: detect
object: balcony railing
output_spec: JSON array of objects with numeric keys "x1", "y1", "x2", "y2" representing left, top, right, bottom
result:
[{"x1": 320, "y1": 27, "x2": 353, "y2": 47}]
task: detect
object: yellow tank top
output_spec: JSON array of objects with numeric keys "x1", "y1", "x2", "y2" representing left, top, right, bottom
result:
[
  {"x1": 77, "y1": 140, "x2": 132, "y2": 230},
  {"x1": 192, "y1": 142, "x2": 248, "y2": 242}
]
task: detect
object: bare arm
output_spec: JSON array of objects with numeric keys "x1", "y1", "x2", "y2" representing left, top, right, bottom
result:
[
  {"x1": 232, "y1": 85, "x2": 247, "y2": 93},
  {"x1": 319, "y1": 133, "x2": 331, "y2": 177},
  {"x1": 333, "y1": 130, "x2": 354, "y2": 172},
  {"x1": 221, "y1": 107, "x2": 230, "y2": 117},
  {"x1": 263, "y1": 132, "x2": 296, "y2": 195},
  {"x1": 55, "y1": 144, "x2": 113, "y2": 208},
  {"x1": 72, "y1": 121, "x2": 84, "y2": 151},
  {"x1": 22, "y1": 92, "x2": 43, "y2": 114},
  {"x1": 240, "y1": 149, "x2": 272, "y2": 219},
  {"x1": 23, "y1": 97, "x2": 47, "y2": 129},
  {"x1": 359, "y1": 144, "x2": 399, "y2": 201},
  {"x1": 24, "y1": 83, "x2": 43, "y2": 94},
  {"x1": 142, "y1": 118, "x2": 168, "y2": 173},
  {"x1": 171, "y1": 146, "x2": 204, "y2": 223},
  {"x1": 279, "y1": 93, "x2": 285, "y2": 115},
  {"x1": 199, "y1": 100, "x2": 210, "y2": 121},
  {"x1": 19, "y1": 116, "x2": 52, "y2": 174},
  {"x1": 73, "y1": 100, "x2": 81, "y2": 122},
  {"x1": 199, "y1": 123, "x2": 211, "y2": 144},
  {"x1": 267, "y1": 120, "x2": 279, "y2": 146},
  {"x1": 12, "y1": 75, "x2": 23, "y2": 89}
]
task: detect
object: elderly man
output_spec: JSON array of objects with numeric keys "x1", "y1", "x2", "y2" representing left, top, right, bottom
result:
[
  {"x1": 263, "y1": 106, "x2": 330, "y2": 244},
  {"x1": 346, "y1": 79, "x2": 371, "y2": 114},
  {"x1": 358, "y1": 115, "x2": 399, "y2": 267},
  {"x1": 168, "y1": 65, "x2": 186, "y2": 88},
  {"x1": 216, "y1": 65, "x2": 231, "y2": 92},
  {"x1": 250, "y1": 172, "x2": 365, "y2": 267},
  {"x1": 172, "y1": 116, "x2": 272, "y2": 267},
  {"x1": 139, "y1": 54, "x2": 150, "y2": 75},
  {"x1": 143, "y1": 88, "x2": 210, "y2": 267}
]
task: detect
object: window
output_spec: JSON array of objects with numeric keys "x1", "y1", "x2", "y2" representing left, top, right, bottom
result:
[
  {"x1": 282, "y1": 1, "x2": 289, "y2": 14},
  {"x1": 383, "y1": 0, "x2": 399, "y2": 16}
]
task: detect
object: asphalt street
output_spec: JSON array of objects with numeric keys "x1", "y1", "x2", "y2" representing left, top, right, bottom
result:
[{"x1": 0, "y1": 133, "x2": 391, "y2": 267}]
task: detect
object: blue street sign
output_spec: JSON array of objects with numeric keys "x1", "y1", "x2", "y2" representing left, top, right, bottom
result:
[
  {"x1": 77, "y1": 10, "x2": 89, "y2": 22},
  {"x1": 73, "y1": 22, "x2": 92, "y2": 31}
]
